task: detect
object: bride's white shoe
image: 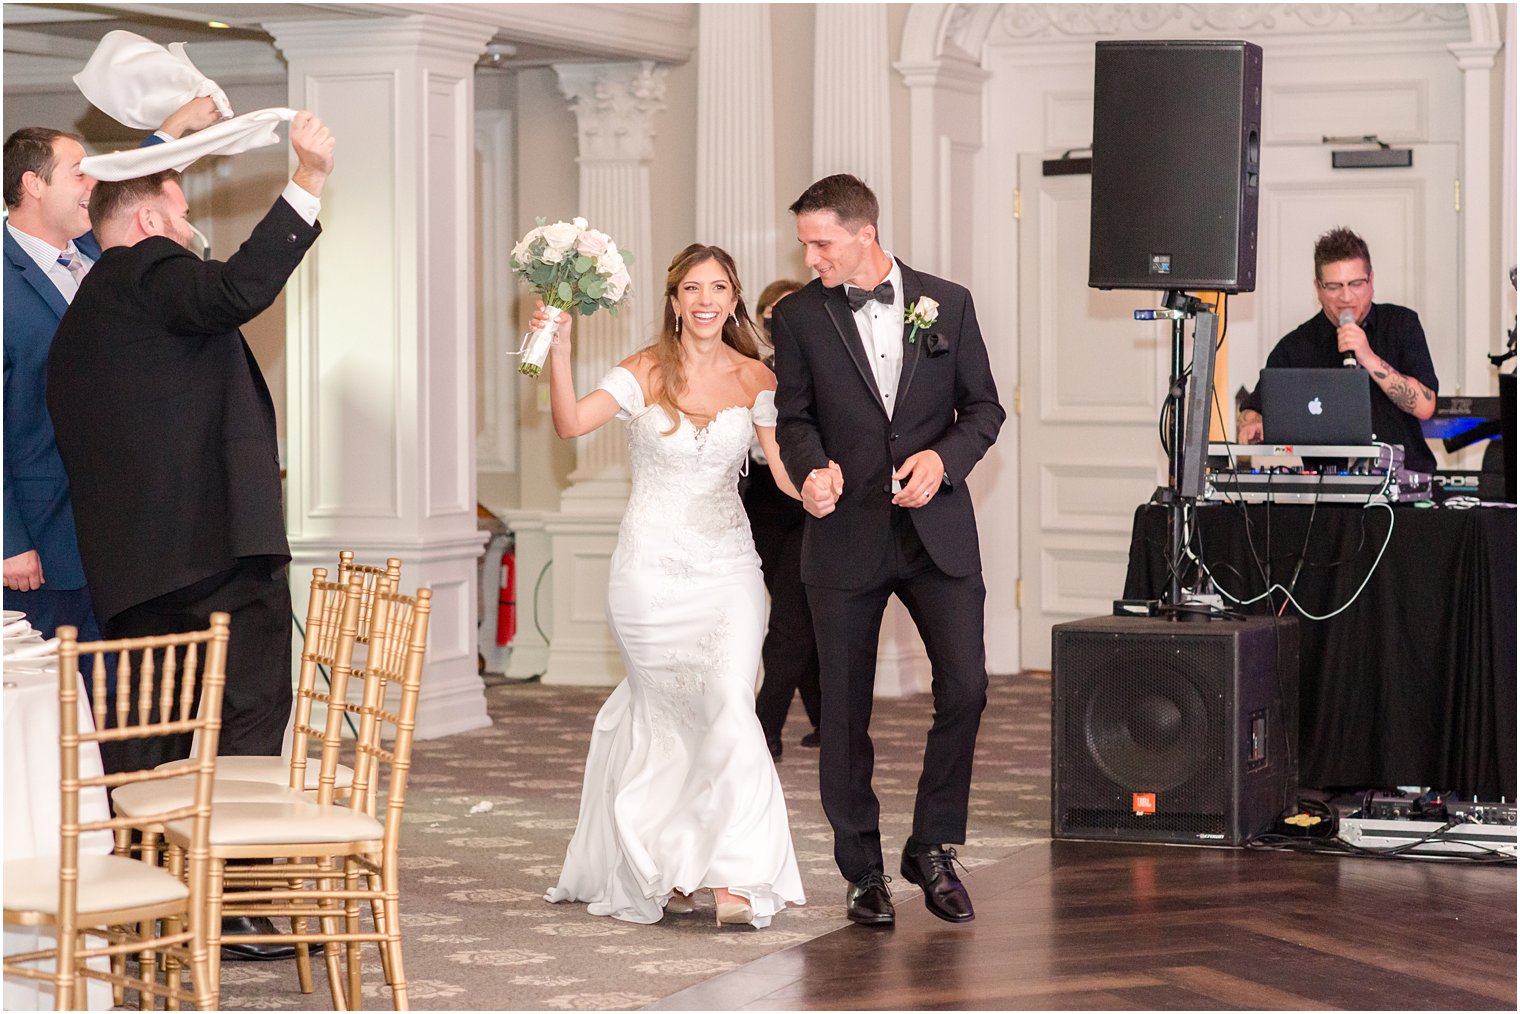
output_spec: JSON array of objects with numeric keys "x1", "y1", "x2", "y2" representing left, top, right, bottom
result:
[
  {"x1": 665, "y1": 890, "x2": 695, "y2": 915},
  {"x1": 713, "y1": 889, "x2": 754, "y2": 927}
]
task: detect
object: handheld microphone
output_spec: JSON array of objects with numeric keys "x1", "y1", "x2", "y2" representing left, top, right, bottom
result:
[{"x1": 1338, "y1": 309, "x2": 1357, "y2": 367}]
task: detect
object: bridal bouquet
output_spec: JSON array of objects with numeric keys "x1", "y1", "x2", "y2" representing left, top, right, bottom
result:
[{"x1": 510, "y1": 217, "x2": 634, "y2": 377}]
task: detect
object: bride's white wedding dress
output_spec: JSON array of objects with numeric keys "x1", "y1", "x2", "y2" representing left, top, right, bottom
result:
[{"x1": 544, "y1": 365, "x2": 806, "y2": 927}]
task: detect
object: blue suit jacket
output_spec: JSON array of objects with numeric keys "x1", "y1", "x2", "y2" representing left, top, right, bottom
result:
[
  {"x1": 3, "y1": 226, "x2": 102, "y2": 589},
  {"x1": 4, "y1": 133, "x2": 163, "y2": 588}
]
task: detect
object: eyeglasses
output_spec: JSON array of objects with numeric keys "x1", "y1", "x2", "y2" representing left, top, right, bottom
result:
[{"x1": 1318, "y1": 278, "x2": 1369, "y2": 294}]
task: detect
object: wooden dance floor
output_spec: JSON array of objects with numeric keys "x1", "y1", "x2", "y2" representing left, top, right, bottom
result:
[{"x1": 654, "y1": 838, "x2": 1516, "y2": 1010}]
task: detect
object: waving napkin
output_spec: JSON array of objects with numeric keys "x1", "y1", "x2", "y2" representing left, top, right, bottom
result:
[
  {"x1": 81, "y1": 107, "x2": 295, "y2": 180},
  {"x1": 74, "y1": 30, "x2": 233, "y2": 130}
]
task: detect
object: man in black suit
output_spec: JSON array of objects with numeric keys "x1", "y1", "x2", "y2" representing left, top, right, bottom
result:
[
  {"x1": 772, "y1": 174, "x2": 1004, "y2": 927},
  {"x1": 48, "y1": 111, "x2": 334, "y2": 774}
]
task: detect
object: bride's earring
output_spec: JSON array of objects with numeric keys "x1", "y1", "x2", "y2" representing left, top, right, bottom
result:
[{"x1": 676, "y1": 315, "x2": 682, "y2": 337}]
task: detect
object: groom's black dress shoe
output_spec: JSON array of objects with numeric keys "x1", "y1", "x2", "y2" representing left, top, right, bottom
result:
[
  {"x1": 846, "y1": 871, "x2": 895, "y2": 927},
  {"x1": 221, "y1": 915, "x2": 320, "y2": 961},
  {"x1": 900, "y1": 842, "x2": 974, "y2": 923}
]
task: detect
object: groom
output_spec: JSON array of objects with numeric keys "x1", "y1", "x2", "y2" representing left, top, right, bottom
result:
[{"x1": 772, "y1": 174, "x2": 1004, "y2": 926}]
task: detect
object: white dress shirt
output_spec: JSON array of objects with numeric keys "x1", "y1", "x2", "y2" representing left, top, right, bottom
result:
[
  {"x1": 849, "y1": 255, "x2": 905, "y2": 420},
  {"x1": 6, "y1": 223, "x2": 93, "y2": 302},
  {"x1": 280, "y1": 179, "x2": 321, "y2": 226}
]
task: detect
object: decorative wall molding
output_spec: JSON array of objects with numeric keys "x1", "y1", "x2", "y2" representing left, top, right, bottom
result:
[
  {"x1": 987, "y1": 3, "x2": 1470, "y2": 43},
  {"x1": 476, "y1": 107, "x2": 517, "y2": 476}
]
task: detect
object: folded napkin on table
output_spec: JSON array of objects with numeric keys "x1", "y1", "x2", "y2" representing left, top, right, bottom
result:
[
  {"x1": 2, "y1": 618, "x2": 33, "y2": 638},
  {"x1": 4, "y1": 637, "x2": 59, "y2": 659}
]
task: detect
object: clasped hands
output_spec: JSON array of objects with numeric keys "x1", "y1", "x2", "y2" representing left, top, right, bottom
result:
[{"x1": 801, "y1": 449, "x2": 944, "y2": 518}]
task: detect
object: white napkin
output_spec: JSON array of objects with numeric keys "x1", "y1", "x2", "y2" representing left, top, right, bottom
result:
[
  {"x1": 73, "y1": 29, "x2": 233, "y2": 130},
  {"x1": 2, "y1": 618, "x2": 33, "y2": 638},
  {"x1": 81, "y1": 107, "x2": 296, "y2": 180},
  {"x1": 4, "y1": 637, "x2": 59, "y2": 659}
]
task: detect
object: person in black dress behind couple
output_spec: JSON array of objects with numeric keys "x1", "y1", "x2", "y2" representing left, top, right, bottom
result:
[{"x1": 742, "y1": 278, "x2": 822, "y2": 761}]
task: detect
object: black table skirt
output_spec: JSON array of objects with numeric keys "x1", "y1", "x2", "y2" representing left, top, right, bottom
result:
[{"x1": 1124, "y1": 502, "x2": 1517, "y2": 799}]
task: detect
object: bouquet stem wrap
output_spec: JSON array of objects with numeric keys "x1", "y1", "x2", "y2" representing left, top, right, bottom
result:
[{"x1": 516, "y1": 306, "x2": 568, "y2": 378}]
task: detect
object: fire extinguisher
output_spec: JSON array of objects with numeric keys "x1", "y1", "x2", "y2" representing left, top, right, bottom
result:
[{"x1": 496, "y1": 542, "x2": 517, "y2": 647}]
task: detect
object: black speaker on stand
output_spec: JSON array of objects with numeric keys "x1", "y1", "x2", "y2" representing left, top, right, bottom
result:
[
  {"x1": 1051, "y1": 615, "x2": 1298, "y2": 846},
  {"x1": 1089, "y1": 39, "x2": 1263, "y2": 293}
]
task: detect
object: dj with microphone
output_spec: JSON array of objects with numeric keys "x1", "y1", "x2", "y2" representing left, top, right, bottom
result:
[{"x1": 1237, "y1": 226, "x2": 1439, "y2": 473}]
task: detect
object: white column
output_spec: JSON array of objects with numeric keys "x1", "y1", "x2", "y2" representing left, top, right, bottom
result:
[
  {"x1": 267, "y1": 14, "x2": 495, "y2": 738},
  {"x1": 552, "y1": 61, "x2": 668, "y2": 513},
  {"x1": 812, "y1": 4, "x2": 894, "y2": 243},
  {"x1": 1448, "y1": 36, "x2": 1502, "y2": 394},
  {"x1": 696, "y1": 4, "x2": 777, "y2": 287},
  {"x1": 541, "y1": 62, "x2": 668, "y2": 686}
]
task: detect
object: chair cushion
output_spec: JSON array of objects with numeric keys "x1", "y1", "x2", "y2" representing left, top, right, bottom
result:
[
  {"x1": 112, "y1": 778, "x2": 304, "y2": 818},
  {"x1": 165, "y1": 801, "x2": 384, "y2": 847},
  {"x1": 157, "y1": 754, "x2": 354, "y2": 790},
  {"x1": 4, "y1": 855, "x2": 188, "y2": 916}
]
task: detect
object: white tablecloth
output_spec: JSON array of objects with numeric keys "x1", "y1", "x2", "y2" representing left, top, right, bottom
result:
[{"x1": 3, "y1": 663, "x2": 113, "y2": 1010}]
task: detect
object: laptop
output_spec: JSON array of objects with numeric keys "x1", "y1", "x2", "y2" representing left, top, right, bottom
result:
[{"x1": 1259, "y1": 368, "x2": 1374, "y2": 445}]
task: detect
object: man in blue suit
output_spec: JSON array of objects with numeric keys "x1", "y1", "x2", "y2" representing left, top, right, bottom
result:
[{"x1": 4, "y1": 100, "x2": 217, "y2": 645}]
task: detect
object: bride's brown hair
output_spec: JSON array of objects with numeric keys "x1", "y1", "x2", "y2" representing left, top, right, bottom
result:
[{"x1": 649, "y1": 244, "x2": 764, "y2": 433}]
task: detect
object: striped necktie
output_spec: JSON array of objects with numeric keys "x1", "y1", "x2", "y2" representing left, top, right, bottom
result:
[{"x1": 56, "y1": 249, "x2": 86, "y2": 288}]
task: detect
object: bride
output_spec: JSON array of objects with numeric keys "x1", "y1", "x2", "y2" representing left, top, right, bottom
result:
[{"x1": 542, "y1": 244, "x2": 807, "y2": 928}]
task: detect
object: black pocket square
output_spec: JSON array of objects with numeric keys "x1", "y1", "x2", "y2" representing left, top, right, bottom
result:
[{"x1": 925, "y1": 332, "x2": 950, "y2": 357}]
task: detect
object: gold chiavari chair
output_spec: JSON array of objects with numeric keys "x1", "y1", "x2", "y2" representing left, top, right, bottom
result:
[
  {"x1": 155, "y1": 553, "x2": 401, "y2": 797},
  {"x1": 2, "y1": 615, "x2": 230, "y2": 1010},
  {"x1": 337, "y1": 552, "x2": 404, "y2": 651},
  {"x1": 111, "y1": 569, "x2": 370, "y2": 1000},
  {"x1": 162, "y1": 586, "x2": 432, "y2": 1011}
]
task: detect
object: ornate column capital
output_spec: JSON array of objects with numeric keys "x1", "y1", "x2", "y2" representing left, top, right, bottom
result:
[{"x1": 555, "y1": 61, "x2": 669, "y2": 162}]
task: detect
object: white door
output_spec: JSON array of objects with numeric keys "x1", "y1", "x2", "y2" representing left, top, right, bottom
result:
[
  {"x1": 1015, "y1": 144, "x2": 1461, "y2": 670},
  {"x1": 1016, "y1": 153, "x2": 1170, "y2": 671}
]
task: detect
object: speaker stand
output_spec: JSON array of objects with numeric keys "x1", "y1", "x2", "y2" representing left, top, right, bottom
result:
[{"x1": 1141, "y1": 290, "x2": 1217, "y2": 618}]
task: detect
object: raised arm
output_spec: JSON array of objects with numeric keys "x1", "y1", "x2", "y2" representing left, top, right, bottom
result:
[{"x1": 540, "y1": 304, "x2": 621, "y2": 438}]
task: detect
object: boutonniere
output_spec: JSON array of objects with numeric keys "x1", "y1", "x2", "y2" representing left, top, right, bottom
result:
[{"x1": 903, "y1": 297, "x2": 939, "y2": 345}]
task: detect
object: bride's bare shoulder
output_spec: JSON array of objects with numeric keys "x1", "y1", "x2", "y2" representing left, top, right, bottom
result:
[
  {"x1": 618, "y1": 348, "x2": 659, "y2": 400},
  {"x1": 737, "y1": 353, "x2": 776, "y2": 397}
]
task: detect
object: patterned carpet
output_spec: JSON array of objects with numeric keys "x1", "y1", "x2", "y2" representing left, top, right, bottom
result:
[{"x1": 214, "y1": 671, "x2": 1053, "y2": 1011}]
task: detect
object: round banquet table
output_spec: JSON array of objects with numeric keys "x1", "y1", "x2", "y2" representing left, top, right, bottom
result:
[{"x1": 3, "y1": 663, "x2": 113, "y2": 1011}]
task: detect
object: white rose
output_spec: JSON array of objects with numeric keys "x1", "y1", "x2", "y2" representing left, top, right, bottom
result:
[
  {"x1": 572, "y1": 216, "x2": 588, "y2": 230},
  {"x1": 577, "y1": 230, "x2": 611, "y2": 257},
  {"x1": 540, "y1": 245, "x2": 565, "y2": 264},
  {"x1": 604, "y1": 267, "x2": 631, "y2": 302},
  {"x1": 511, "y1": 226, "x2": 542, "y2": 265},
  {"x1": 914, "y1": 296, "x2": 940, "y2": 325},
  {"x1": 595, "y1": 251, "x2": 625, "y2": 277},
  {"x1": 541, "y1": 220, "x2": 580, "y2": 254}
]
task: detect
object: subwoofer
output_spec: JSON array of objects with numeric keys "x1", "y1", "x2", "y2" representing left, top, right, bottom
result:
[
  {"x1": 1088, "y1": 39, "x2": 1263, "y2": 292},
  {"x1": 1051, "y1": 615, "x2": 1298, "y2": 845}
]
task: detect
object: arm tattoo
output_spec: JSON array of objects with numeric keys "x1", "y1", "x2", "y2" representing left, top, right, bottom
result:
[{"x1": 1386, "y1": 376, "x2": 1422, "y2": 415}]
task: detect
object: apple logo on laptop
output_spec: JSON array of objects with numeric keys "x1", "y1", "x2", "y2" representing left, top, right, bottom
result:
[{"x1": 1307, "y1": 397, "x2": 1323, "y2": 416}]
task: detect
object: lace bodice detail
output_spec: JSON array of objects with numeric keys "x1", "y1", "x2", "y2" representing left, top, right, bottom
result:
[{"x1": 597, "y1": 366, "x2": 775, "y2": 566}]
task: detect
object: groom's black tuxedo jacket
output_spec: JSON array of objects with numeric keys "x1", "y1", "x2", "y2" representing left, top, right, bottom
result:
[{"x1": 772, "y1": 259, "x2": 1004, "y2": 590}]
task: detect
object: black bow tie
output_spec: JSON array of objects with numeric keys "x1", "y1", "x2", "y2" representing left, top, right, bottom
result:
[{"x1": 845, "y1": 280, "x2": 895, "y2": 313}]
